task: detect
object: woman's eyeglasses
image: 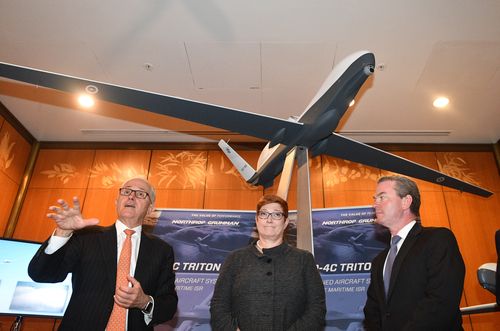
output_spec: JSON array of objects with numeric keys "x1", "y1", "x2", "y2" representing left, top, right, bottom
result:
[{"x1": 257, "y1": 211, "x2": 284, "y2": 220}]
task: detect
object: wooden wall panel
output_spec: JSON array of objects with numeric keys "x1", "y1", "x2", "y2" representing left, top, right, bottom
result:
[
  {"x1": 419, "y1": 191, "x2": 450, "y2": 228},
  {"x1": 322, "y1": 155, "x2": 381, "y2": 191},
  {"x1": 323, "y1": 191, "x2": 450, "y2": 227},
  {"x1": 263, "y1": 156, "x2": 324, "y2": 209},
  {"x1": 0, "y1": 316, "x2": 14, "y2": 331},
  {"x1": 0, "y1": 121, "x2": 31, "y2": 184},
  {"x1": 0, "y1": 316, "x2": 58, "y2": 331},
  {"x1": 445, "y1": 192, "x2": 500, "y2": 330},
  {"x1": 80, "y1": 150, "x2": 153, "y2": 226},
  {"x1": 266, "y1": 155, "x2": 324, "y2": 195},
  {"x1": 206, "y1": 150, "x2": 261, "y2": 191},
  {"x1": 155, "y1": 189, "x2": 205, "y2": 209},
  {"x1": 0, "y1": 120, "x2": 31, "y2": 237},
  {"x1": 381, "y1": 151, "x2": 444, "y2": 193},
  {"x1": 149, "y1": 150, "x2": 207, "y2": 190},
  {"x1": 13, "y1": 188, "x2": 87, "y2": 242},
  {"x1": 0, "y1": 172, "x2": 18, "y2": 235},
  {"x1": 88, "y1": 150, "x2": 151, "y2": 189},
  {"x1": 204, "y1": 189, "x2": 264, "y2": 210},
  {"x1": 82, "y1": 189, "x2": 121, "y2": 227},
  {"x1": 446, "y1": 193, "x2": 500, "y2": 303},
  {"x1": 324, "y1": 190, "x2": 374, "y2": 208},
  {"x1": 276, "y1": 189, "x2": 325, "y2": 210},
  {"x1": 29, "y1": 149, "x2": 95, "y2": 188},
  {"x1": 462, "y1": 305, "x2": 473, "y2": 331},
  {"x1": 468, "y1": 312, "x2": 500, "y2": 331},
  {"x1": 437, "y1": 151, "x2": 500, "y2": 193}
]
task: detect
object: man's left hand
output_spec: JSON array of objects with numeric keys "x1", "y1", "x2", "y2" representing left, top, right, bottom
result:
[{"x1": 113, "y1": 275, "x2": 150, "y2": 309}]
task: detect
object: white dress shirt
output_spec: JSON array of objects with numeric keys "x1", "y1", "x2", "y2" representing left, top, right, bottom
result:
[{"x1": 382, "y1": 220, "x2": 416, "y2": 278}]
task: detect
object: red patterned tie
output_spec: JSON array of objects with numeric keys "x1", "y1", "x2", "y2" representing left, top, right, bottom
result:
[{"x1": 106, "y1": 229, "x2": 135, "y2": 331}]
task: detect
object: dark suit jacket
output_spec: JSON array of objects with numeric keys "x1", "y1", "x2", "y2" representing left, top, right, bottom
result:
[
  {"x1": 363, "y1": 223, "x2": 465, "y2": 331},
  {"x1": 495, "y1": 229, "x2": 500, "y2": 305},
  {"x1": 28, "y1": 225, "x2": 178, "y2": 330}
]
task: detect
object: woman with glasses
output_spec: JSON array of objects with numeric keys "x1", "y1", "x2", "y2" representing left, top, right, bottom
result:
[{"x1": 210, "y1": 194, "x2": 326, "y2": 331}]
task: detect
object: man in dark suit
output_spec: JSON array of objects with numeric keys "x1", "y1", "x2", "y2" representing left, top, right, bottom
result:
[
  {"x1": 363, "y1": 175, "x2": 465, "y2": 331},
  {"x1": 29, "y1": 177, "x2": 178, "y2": 330}
]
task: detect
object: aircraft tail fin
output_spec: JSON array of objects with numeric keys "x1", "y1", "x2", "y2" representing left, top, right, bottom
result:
[{"x1": 218, "y1": 140, "x2": 256, "y2": 181}]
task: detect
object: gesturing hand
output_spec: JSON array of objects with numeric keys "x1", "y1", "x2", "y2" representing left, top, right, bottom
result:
[
  {"x1": 47, "y1": 197, "x2": 99, "y2": 237},
  {"x1": 113, "y1": 276, "x2": 150, "y2": 310}
]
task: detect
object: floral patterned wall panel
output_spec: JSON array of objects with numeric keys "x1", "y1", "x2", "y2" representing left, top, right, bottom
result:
[
  {"x1": 148, "y1": 150, "x2": 208, "y2": 210},
  {"x1": 87, "y1": 150, "x2": 151, "y2": 189},
  {"x1": 204, "y1": 150, "x2": 263, "y2": 209},
  {"x1": 30, "y1": 150, "x2": 95, "y2": 188},
  {"x1": 321, "y1": 155, "x2": 380, "y2": 191},
  {"x1": 0, "y1": 174, "x2": 18, "y2": 235},
  {"x1": 14, "y1": 188, "x2": 88, "y2": 241},
  {"x1": 265, "y1": 154, "x2": 323, "y2": 192},
  {"x1": 437, "y1": 152, "x2": 500, "y2": 192},
  {"x1": 0, "y1": 120, "x2": 31, "y2": 235},
  {"x1": 13, "y1": 149, "x2": 95, "y2": 240},
  {"x1": 0, "y1": 121, "x2": 31, "y2": 184},
  {"x1": 149, "y1": 150, "x2": 208, "y2": 190},
  {"x1": 83, "y1": 150, "x2": 152, "y2": 226},
  {"x1": 206, "y1": 150, "x2": 261, "y2": 190},
  {"x1": 264, "y1": 155, "x2": 325, "y2": 209},
  {"x1": 380, "y1": 151, "x2": 444, "y2": 192}
]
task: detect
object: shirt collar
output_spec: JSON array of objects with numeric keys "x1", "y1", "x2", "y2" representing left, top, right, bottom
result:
[
  {"x1": 395, "y1": 220, "x2": 416, "y2": 241},
  {"x1": 115, "y1": 219, "x2": 142, "y2": 236}
]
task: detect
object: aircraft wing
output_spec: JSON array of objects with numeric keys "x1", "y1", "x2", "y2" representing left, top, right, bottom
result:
[
  {"x1": 312, "y1": 132, "x2": 493, "y2": 197},
  {"x1": 0, "y1": 62, "x2": 303, "y2": 142},
  {"x1": 0, "y1": 61, "x2": 493, "y2": 198}
]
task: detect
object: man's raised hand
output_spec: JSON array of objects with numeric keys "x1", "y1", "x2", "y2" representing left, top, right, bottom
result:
[{"x1": 47, "y1": 197, "x2": 99, "y2": 236}]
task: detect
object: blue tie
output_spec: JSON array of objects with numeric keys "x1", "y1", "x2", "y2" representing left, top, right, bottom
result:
[{"x1": 384, "y1": 235, "x2": 401, "y2": 295}]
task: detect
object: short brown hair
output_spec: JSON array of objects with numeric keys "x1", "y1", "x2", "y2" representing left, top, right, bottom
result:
[{"x1": 256, "y1": 194, "x2": 289, "y2": 219}]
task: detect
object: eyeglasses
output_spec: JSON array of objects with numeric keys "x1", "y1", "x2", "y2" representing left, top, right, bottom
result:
[
  {"x1": 119, "y1": 188, "x2": 150, "y2": 200},
  {"x1": 257, "y1": 211, "x2": 284, "y2": 220}
]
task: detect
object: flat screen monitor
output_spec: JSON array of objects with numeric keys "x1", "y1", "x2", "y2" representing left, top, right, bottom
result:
[{"x1": 0, "y1": 238, "x2": 72, "y2": 318}]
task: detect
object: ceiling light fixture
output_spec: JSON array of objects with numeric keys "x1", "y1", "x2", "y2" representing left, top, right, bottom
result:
[
  {"x1": 349, "y1": 100, "x2": 355, "y2": 107},
  {"x1": 433, "y1": 96, "x2": 449, "y2": 108},
  {"x1": 78, "y1": 94, "x2": 95, "y2": 108}
]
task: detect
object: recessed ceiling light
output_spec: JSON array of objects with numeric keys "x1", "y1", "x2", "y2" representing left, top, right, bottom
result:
[
  {"x1": 433, "y1": 97, "x2": 449, "y2": 108},
  {"x1": 349, "y1": 99, "x2": 355, "y2": 107},
  {"x1": 85, "y1": 85, "x2": 99, "y2": 94},
  {"x1": 78, "y1": 94, "x2": 95, "y2": 108}
]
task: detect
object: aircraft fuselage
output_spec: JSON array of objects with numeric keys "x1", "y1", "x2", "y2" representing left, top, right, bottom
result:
[{"x1": 249, "y1": 51, "x2": 375, "y2": 187}]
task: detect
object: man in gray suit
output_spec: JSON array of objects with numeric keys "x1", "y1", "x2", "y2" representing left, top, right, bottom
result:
[
  {"x1": 29, "y1": 177, "x2": 178, "y2": 330},
  {"x1": 363, "y1": 175, "x2": 465, "y2": 331}
]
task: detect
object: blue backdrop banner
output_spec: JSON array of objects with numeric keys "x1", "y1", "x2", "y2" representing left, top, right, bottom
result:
[
  {"x1": 151, "y1": 206, "x2": 388, "y2": 331},
  {"x1": 313, "y1": 207, "x2": 388, "y2": 330}
]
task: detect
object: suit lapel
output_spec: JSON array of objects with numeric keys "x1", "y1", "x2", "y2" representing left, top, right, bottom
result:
[
  {"x1": 134, "y1": 232, "x2": 152, "y2": 285},
  {"x1": 99, "y1": 225, "x2": 118, "y2": 290},
  {"x1": 387, "y1": 222, "x2": 422, "y2": 299}
]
